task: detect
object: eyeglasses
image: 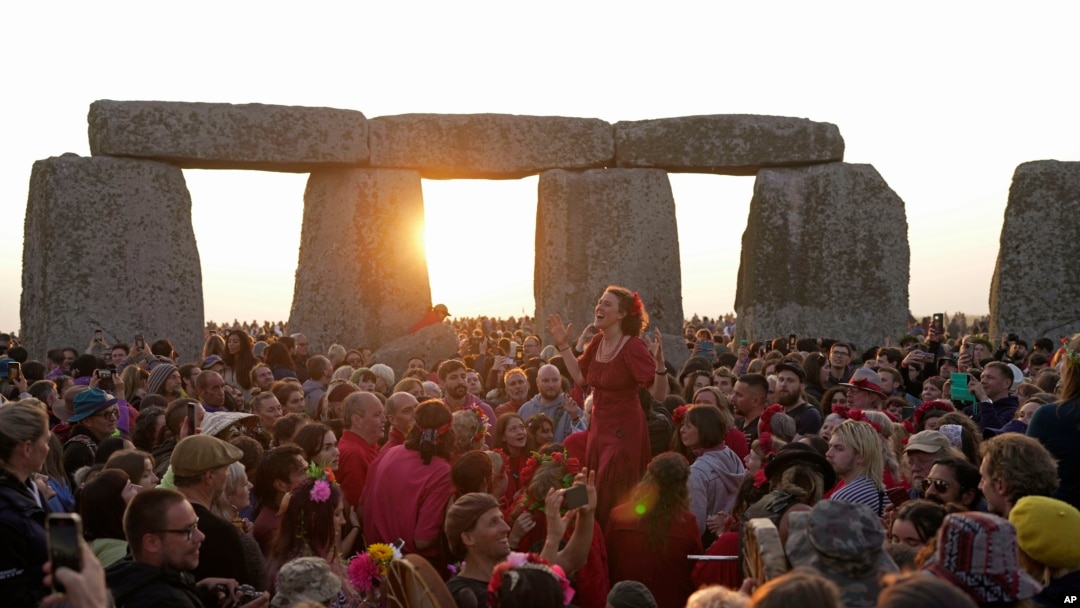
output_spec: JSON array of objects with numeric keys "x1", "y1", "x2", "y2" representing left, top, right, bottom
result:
[
  {"x1": 95, "y1": 409, "x2": 120, "y2": 420},
  {"x1": 155, "y1": 519, "x2": 199, "y2": 541},
  {"x1": 920, "y1": 478, "x2": 953, "y2": 493}
]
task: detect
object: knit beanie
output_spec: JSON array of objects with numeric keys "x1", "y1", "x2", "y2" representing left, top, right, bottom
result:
[{"x1": 147, "y1": 363, "x2": 178, "y2": 397}]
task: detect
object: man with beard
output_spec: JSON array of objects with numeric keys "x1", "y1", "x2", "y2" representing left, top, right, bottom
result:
[
  {"x1": 732, "y1": 373, "x2": 769, "y2": 445},
  {"x1": 107, "y1": 488, "x2": 269, "y2": 607},
  {"x1": 249, "y1": 363, "x2": 275, "y2": 394},
  {"x1": 518, "y1": 364, "x2": 587, "y2": 444},
  {"x1": 921, "y1": 455, "x2": 981, "y2": 510},
  {"x1": 289, "y1": 333, "x2": 311, "y2": 382},
  {"x1": 494, "y1": 368, "x2": 531, "y2": 417},
  {"x1": 438, "y1": 359, "x2": 497, "y2": 447},
  {"x1": 774, "y1": 362, "x2": 821, "y2": 436},
  {"x1": 147, "y1": 363, "x2": 183, "y2": 400}
]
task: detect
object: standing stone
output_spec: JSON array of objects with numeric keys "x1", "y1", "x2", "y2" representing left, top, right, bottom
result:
[
  {"x1": 614, "y1": 114, "x2": 844, "y2": 176},
  {"x1": 288, "y1": 168, "x2": 430, "y2": 354},
  {"x1": 21, "y1": 154, "x2": 204, "y2": 362},
  {"x1": 735, "y1": 163, "x2": 909, "y2": 350},
  {"x1": 88, "y1": 100, "x2": 369, "y2": 172},
  {"x1": 368, "y1": 114, "x2": 614, "y2": 179},
  {"x1": 373, "y1": 323, "x2": 460, "y2": 380},
  {"x1": 990, "y1": 161, "x2": 1080, "y2": 339},
  {"x1": 535, "y1": 169, "x2": 683, "y2": 336}
]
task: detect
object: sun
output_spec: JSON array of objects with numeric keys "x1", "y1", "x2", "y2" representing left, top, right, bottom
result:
[{"x1": 421, "y1": 178, "x2": 538, "y2": 319}]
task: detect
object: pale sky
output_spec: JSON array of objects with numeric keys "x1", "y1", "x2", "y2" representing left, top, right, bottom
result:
[{"x1": 3, "y1": 2, "x2": 1079, "y2": 334}]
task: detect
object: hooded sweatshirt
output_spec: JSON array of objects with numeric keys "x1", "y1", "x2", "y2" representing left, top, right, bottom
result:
[{"x1": 688, "y1": 446, "x2": 746, "y2": 536}]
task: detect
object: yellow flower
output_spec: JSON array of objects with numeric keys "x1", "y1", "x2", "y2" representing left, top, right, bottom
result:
[{"x1": 368, "y1": 543, "x2": 394, "y2": 564}]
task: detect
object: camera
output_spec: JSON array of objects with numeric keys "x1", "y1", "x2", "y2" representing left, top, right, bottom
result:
[{"x1": 236, "y1": 584, "x2": 261, "y2": 604}]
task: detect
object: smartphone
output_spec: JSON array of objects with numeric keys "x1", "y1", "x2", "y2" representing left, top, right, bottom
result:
[
  {"x1": 209, "y1": 329, "x2": 217, "y2": 336},
  {"x1": 94, "y1": 329, "x2": 103, "y2": 342},
  {"x1": 932, "y1": 313, "x2": 944, "y2": 333},
  {"x1": 950, "y1": 372, "x2": 975, "y2": 402},
  {"x1": 886, "y1": 487, "x2": 911, "y2": 507},
  {"x1": 135, "y1": 333, "x2": 146, "y2": 350},
  {"x1": 740, "y1": 339, "x2": 749, "y2": 347},
  {"x1": 95, "y1": 369, "x2": 114, "y2": 392},
  {"x1": 788, "y1": 333, "x2": 798, "y2": 351},
  {"x1": 7, "y1": 361, "x2": 20, "y2": 383},
  {"x1": 47, "y1": 513, "x2": 83, "y2": 593},
  {"x1": 563, "y1": 485, "x2": 588, "y2": 510},
  {"x1": 187, "y1": 402, "x2": 197, "y2": 436},
  {"x1": 469, "y1": 337, "x2": 480, "y2": 355}
]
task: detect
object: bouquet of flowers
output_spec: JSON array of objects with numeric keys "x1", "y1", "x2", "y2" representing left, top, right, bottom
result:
[{"x1": 347, "y1": 542, "x2": 403, "y2": 598}]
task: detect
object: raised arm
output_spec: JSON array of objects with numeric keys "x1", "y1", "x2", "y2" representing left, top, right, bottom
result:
[{"x1": 547, "y1": 314, "x2": 585, "y2": 387}]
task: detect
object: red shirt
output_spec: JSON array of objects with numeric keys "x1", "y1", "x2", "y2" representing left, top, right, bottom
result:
[
  {"x1": 336, "y1": 430, "x2": 381, "y2": 508},
  {"x1": 381, "y1": 426, "x2": 406, "y2": 453},
  {"x1": 362, "y1": 445, "x2": 455, "y2": 557}
]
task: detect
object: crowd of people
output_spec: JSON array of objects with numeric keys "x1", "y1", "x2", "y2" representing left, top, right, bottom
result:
[{"x1": 0, "y1": 292, "x2": 1078, "y2": 608}]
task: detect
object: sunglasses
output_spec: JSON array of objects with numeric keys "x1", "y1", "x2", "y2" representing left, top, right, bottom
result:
[{"x1": 920, "y1": 478, "x2": 953, "y2": 493}]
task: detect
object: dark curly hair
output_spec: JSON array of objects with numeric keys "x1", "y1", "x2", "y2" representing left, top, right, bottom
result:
[
  {"x1": 628, "y1": 452, "x2": 691, "y2": 551},
  {"x1": 404, "y1": 399, "x2": 455, "y2": 464}
]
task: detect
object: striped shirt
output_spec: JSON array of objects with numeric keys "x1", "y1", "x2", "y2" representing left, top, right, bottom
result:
[{"x1": 830, "y1": 476, "x2": 890, "y2": 515}]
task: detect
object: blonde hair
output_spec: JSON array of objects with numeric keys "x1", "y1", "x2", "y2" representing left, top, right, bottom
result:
[
  {"x1": 832, "y1": 420, "x2": 885, "y2": 490},
  {"x1": 0, "y1": 402, "x2": 50, "y2": 467},
  {"x1": 686, "y1": 584, "x2": 750, "y2": 608},
  {"x1": 863, "y1": 411, "x2": 901, "y2": 483},
  {"x1": 327, "y1": 344, "x2": 347, "y2": 367}
]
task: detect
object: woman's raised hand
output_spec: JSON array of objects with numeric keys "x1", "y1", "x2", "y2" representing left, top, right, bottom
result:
[{"x1": 546, "y1": 314, "x2": 573, "y2": 348}]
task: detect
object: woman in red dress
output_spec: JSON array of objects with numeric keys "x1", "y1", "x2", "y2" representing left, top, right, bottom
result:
[
  {"x1": 607, "y1": 452, "x2": 702, "y2": 608},
  {"x1": 547, "y1": 286, "x2": 666, "y2": 526}
]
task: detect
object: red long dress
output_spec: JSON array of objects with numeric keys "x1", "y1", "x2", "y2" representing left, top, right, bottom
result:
[
  {"x1": 607, "y1": 501, "x2": 702, "y2": 608},
  {"x1": 578, "y1": 334, "x2": 655, "y2": 526}
]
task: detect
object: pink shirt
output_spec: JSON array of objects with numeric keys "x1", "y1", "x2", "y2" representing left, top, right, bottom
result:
[{"x1": 362, "y1": 444, "x2": 455, "y2": 557}]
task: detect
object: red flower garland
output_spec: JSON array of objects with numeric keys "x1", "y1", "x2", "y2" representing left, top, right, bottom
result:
[
  {"x1": 760, "y1": 404, "x2": 784, "y2": 434},
  {"x1": 904, "y1": 400, "x2": 956, "y2": 433},
  {"x1": 672, "y1": 405, "x2": 689, "y2": 428}
]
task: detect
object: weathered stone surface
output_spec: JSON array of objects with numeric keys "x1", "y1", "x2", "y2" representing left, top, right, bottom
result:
[
  {"x1": 661, "y1": 333, "x2": 690, "y2": 376},
  {"x1": 990, "y1": 161, "x2": 1080, "y2": 340},
  {"x1": 534, "y1": 169, "x2": 683, "y2": 336},
  {"x1": 21, "y1": 154, "x2": 204, "y2": 362},
  {"x1": 368, "y1": 114, "x2": 613, "y2": 179},
  {"x1": 614, "y1": 114, "x2": 844, "y2": 176},
  {"x1": 88, "y1": 100, "x2": 368, "y2": 172},
  {"x1": 735, "y1": 163, "x2": 909, "y2": 350},
  {"x1": 374, "y1": 323, "x2": 460, "y2": 380},
  {"x1": 288, "y1": 169, "x2": 430, "y2": 354}
]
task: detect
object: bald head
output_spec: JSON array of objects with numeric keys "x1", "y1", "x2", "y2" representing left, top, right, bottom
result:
[
  {"x1": 537, "y1": 364, "x2": 562, "y2": 400},
  {"x1": 343, "y1": 391, "x2": 386, "y2": 443},
  {"x1": 385, "y1": 391, "x2": 418, "y2": 436}
]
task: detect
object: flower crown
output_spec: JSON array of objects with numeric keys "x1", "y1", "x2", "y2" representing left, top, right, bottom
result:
[
  {"x1": 904, "y1": 400, "x2": 955, "y2": 434},
  {"x1": 304, "y1": 461, "x2": 337, "y2": 503},
  {"x1": 629, "y1": 292, "x2": 644, "y2": 316},
  {"x1": 347, "y1": 542, "x2": 403, "y2": 595},
  {"x1": 518, "y1": 449, "x2": 582, "y2": 513},
  {"x1": 487, "y1": 553, "x2": 574, "y2": 607},
  {"x1": 672, "y1": 405, "x2": 689, "y2": 428},
  {"x1": 760, "y1": 404, "x2": 784, "y2": 434},
  {"x1": 831, "y1": 405, "x2": 884, "y2": 435},
  {"x1": 1062, "y1": 335, "x2": 1080, "y2": 367},
  {"x1": 462, "y1": 403, "x2": 491, "y2": 446}
]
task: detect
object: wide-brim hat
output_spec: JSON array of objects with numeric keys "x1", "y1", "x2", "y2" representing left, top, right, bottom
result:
[
  {"x1": 68, "y1": 388, "x2": 119, "y2": 423},
  {"x1": 786, "y1": 501, "x2": 898, "y2": 608},
  {"x1": 270, "y1": 557, "x2": 341, "y2": 608},
  {"x1": 840, "y1": 368, "x2": 888, "y2": 399},
  {"x1": 764, "y1": 442, "x2": 837, "y2": 491},
  {"x1": 201, "y1": 411, "x2": 257, "y2": 440},
  {"x1": 923, "y1": 512, "x2": 1041, "y2": 604}
]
